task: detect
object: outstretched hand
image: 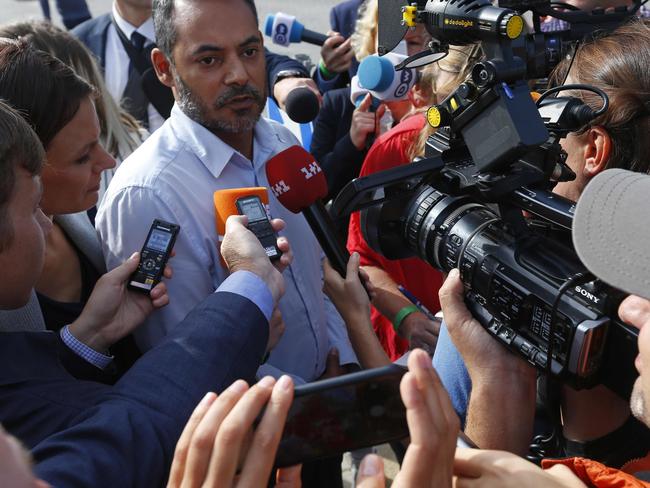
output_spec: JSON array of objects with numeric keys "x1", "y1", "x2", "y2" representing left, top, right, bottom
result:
[
  {"x1": 69, "y1": 251, "x2": 172, "y2": 352},
  {"x1": 167, "y1": 376, "x2": 301, "y2": 488},
  {"x1": 323, "y1": 252, "x2": 375, "y2": 321},
  {"x1": 356, "y1": 349, "x2": 460, "y2": 488}
]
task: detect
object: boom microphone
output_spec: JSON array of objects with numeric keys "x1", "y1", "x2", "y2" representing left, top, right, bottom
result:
[
  {"x1": 264, "y1": 13, "x2": 328, "y2": 47},
  {"x1": 265, "y1": 146, "x2": 350, "y2": 277}
]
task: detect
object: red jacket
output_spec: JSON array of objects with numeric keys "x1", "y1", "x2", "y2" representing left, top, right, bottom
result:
[{"x1": 347, "y1": 114, "x2": 445, "y2": 360}]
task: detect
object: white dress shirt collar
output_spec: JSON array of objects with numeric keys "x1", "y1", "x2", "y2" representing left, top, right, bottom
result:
[
  {"x1": 111, "y1": 3, "x2": 156, "y2": 43},
  {"x1": 168, "y1": 103, "x2": 288, "y2": 180}
]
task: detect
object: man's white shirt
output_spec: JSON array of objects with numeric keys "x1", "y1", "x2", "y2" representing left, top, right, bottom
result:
[
  {"x1": 105, "y1": 4, "x2": 165, "y2": 131},
  {"x1": 96, "y1": 104, "x2": 357, "y2": 383}
]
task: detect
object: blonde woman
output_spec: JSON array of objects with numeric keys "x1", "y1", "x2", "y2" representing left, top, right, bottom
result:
[{"x1": 346, "y1": 45, "x2": 482, "y2": 361}]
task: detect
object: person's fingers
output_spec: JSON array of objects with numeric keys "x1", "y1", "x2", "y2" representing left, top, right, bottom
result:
[
  {"x1": 410, "y1": 349, "x2": 460, "y2": 436},
  {"x1": 396, "y1": 371, "x2": 443, "y2": 486},
  {"x1": 438, "y1": 269, "x2": 477, "y2": 335},
  {"x1": 275, "y1": 465, "x2": 303, "y2": 487},
  {"x1": 335, "y1": 37, "x2": 352, "y2": 52},
  {"x1": 151, "y1": 293, "x2": 170, "y2": 308},
  {"x1": 346, "y1": 251, "x2": 360, "y2": 281},
  {"x1": 238, "y1": 375, "x2": 294, "y2": 486},
  {"x1": 167, "y1": 392, "x2": 217, "y2": 488},
  {"x1": 355, "y1": 454, "x2": 386, "y2": 488},
  {"x1": 375, "y1": 104, "x2": 387, "y2": 133},
  {"x1": 270, "y1": 218, "x2": 286, "y2": 233},
  {"x1": 203, "y1": 377, "x2": 276, "y2": 485},
  {"x1": 150, "y1": 282, "x2": 166, "y2": 299},
  {"x1": 358, "y1": 93, "x2": 373, "y2": 113},
  {"x1": 452, "y1": 448, "x2": 488, "y2": 480},
  {"x1": 106, "y1": 252, "x2": 140, "y2": 284},
  {"x1": 182, "y1": 380, "x2": 249, "y2": 487},
  {"x1": 162, "y1": 263, "x2": 173, "y2": 279},
  {"x1": 275, "y1": 238, "x2": 290, "y2": 258},
  {"x1": 224, "y1": 215, "x2": 249, "y2": 237}
]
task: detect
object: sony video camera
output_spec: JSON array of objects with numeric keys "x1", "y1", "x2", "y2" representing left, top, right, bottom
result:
[{"x1": 333, "y1": 0, "x2": 643, "y2": 399}]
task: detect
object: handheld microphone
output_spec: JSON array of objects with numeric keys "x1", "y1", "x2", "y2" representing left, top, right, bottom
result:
[
  {"x1": 264, "y1": 12, "x2": 328, "y2": 47},
  {"x1": 265, "y1": 146, "x2": 350, "y2": 277},
  {"x1": 213, "y1": 187, "x2": 269, "y2": 236},
  {"x1": 285, "y1": 87, "x2": 321, "y2": 123},
  {"x1": 350, "y1": 75, "x2": 371, "y2": 107},
  {"x1": 356, "y1": 52, "x2": 419, "y2": 102}
]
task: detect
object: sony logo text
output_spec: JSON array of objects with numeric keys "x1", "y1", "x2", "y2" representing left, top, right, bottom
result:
[{"x1": 574, "y1": 286, "x2": 601, "y2": 304}]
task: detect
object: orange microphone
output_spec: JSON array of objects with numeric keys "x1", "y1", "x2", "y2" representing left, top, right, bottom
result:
[{"x1": 213, "y1": 187, "x2": 269, "y2": 237}]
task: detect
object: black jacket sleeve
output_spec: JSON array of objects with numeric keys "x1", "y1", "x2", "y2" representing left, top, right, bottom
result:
[
  {"x1": 265, "y1": 48, "x2": 310, "y2": 100},
  {"x1": 310, "y1": 88, "x2": 366, "y2": 200}
]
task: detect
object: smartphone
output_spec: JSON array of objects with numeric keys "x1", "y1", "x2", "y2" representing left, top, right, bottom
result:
[
  {"x1": 235, "y1": 195, "x2": 281, "y2": 261},
  {"x1": 274, "y1": 364, "x2": 408, "y2": 467},
  {"x1": 128, "y1": 219, "x2": 179, "y2": 293}
]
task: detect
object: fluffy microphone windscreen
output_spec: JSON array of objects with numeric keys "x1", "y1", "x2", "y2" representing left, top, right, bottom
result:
[
  {"x1": 265, "y1": 145, "x2": 328, "y2": 213},
  {"x1": 213, "y1": 187, "x2": 269, "y2": 235},
  {"x1": 285, "y1": 87, "x2": 321, "y2": 123}
]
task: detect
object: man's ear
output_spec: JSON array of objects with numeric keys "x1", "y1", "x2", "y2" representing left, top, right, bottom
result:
[
  {"x1": 151, "y1": 47, "x2": 175, "y2": 89},
  {"x1": 582, "y1": 125, "x2": 612, "y2": 177}
]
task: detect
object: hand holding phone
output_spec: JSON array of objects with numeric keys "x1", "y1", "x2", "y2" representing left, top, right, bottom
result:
[{"x1": 128, "y1": 219, "x2": 179, "y2": 293}]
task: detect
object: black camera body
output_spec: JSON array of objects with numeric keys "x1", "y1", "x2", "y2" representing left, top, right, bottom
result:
[{"x1": 334, "y1": 0, "x2": 642, "y2": 399}]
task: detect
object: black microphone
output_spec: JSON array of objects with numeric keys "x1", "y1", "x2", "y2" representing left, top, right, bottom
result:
[
  {"x1": 264, "y1": 13, "x2": 328, "y2": 47},
  {"x1": 285, "y1": 87, "x2": 321, "y2": 124}
]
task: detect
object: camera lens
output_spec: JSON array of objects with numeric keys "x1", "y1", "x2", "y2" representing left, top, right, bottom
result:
[{"x1": 403, "y1": 185, "x2": 499, "y2": 271}]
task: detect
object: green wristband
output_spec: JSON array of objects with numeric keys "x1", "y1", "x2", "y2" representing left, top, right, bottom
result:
[
  {"x1": 392, "y1": 305, "x2": 421, "y2": 333},
  {"x1": 319, "y1": 59, "x2": 336, "y2": 80}
]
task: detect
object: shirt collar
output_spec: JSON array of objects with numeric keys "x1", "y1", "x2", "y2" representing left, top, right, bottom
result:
[
  {"x1": 168, "y1": 103, "x2": 286, "y2": 180},
  {"x1": 112, "y1": 3, "x2": 156, "y2": 43}
]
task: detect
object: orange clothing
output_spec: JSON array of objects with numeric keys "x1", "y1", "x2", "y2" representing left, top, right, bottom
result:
[
  {"x1": 542, "y1": 454, "x2": 650, "y2": 487},
  {"x1": 347, "y1": 114, "x2": 445, "y2": 360}
]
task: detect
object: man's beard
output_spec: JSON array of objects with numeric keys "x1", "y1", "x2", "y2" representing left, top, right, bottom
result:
[
  {"x1": 630, "y1": 377, "x2": 650, "y2": 426},
  {"x1": 174, "y1": 72, "x2": 266, "y2": 133}
]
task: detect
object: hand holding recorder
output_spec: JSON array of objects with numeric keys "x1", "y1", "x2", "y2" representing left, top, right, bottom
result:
[{"x1": 69, "y1": 250, "x2": 173, "y2": 353}]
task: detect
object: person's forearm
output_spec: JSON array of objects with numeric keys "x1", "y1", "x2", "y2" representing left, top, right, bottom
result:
[
  {"x1": 363, "y1": 266, "x2": 414, "y2": 322},
  {"x1": 561, "y1": 385, "x2": 630, "y2": 441},
  {"x1": 339, "y1": 309, "x2": 390, "y2": 369},
  {"x1": 465, "y1": 373, "x2": 536, "y2": 455}
]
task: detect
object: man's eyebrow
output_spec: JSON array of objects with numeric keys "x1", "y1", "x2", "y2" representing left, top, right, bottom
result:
[
  {"x1": 239, "y1": 35, "x2": 261, "y2": 47},
  {"x1": 191, "y1": 36, "x2": 261, "y2": 57}
]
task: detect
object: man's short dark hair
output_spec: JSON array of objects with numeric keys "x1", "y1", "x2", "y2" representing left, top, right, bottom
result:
[
  {"x1": 0, "y1": 100, "x2": 44, "y2": 251},
  {"x1": 153, "y1": 0, "x2": 259, "y2": 60}
]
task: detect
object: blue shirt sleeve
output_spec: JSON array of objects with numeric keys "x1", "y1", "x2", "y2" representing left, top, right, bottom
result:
[
  {"x1": 60, "y1": 325, "x2": 114, "y2": 370},
  {"x1": 216, "y1": 270, "x2": 274, "y2": 322},
  {"x1": 432, "y1": 321, "x2": 472, "y2": 427}
]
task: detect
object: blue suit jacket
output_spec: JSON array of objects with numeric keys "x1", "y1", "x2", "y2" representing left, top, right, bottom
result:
[
  {"x1": 0, "y1": 291, "x2": 268, "y2": 487},
  {"x1": 72, "y1": 14, "x2": 309, "y2": 101}
]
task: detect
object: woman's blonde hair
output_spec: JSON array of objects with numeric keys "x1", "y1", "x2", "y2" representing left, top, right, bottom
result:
[
  {"x1": 351, "y1": 0, "x2": 378, "y2": 62},
  {"x1": 408, "y1": 44, "x2": 483, "y2": 160}
]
